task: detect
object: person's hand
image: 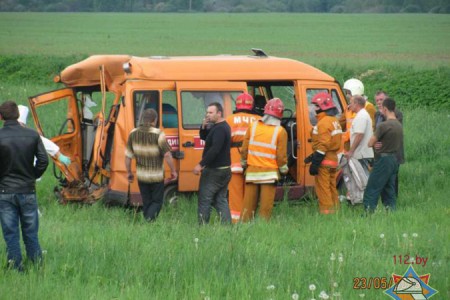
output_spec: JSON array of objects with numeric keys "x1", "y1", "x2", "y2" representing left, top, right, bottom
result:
[
  {"x1": 58, "y1": 153, "x2": 71, "y2": 166},
  {"x1": 165, "y1": 171, "x2": 178, "y2": 184},
  {"x1": 127, "y1": 172, "x2": 134, "y2": 183},
  {"x1": 309, "y1": 152, "x2": 325, "y2": 176},
  {"x1": 193, "y1": 164, "x2": 203, "y2": 175},
  {"x1": 345, "y1": 150, "x2": 354, "y2": 160},
  {"x1": 309, "y1": 164, "x2": 319, "y2": 176},
  {"x1": 201, "y1": 117, "x2": 210, "y2": 129},
  {"x1": 374, "y1": 142, "x2": 382, "y2": 150}
]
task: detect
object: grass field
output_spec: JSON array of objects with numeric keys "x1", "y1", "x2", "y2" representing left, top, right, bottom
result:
[
  {"x1": 0, "y1": 13, "x2": 449, "y2": 300},
  {"x1": 0, "y1": 13, "x2": 449, "y2": 68}
]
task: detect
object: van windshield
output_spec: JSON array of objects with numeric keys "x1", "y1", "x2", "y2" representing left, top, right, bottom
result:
[{"x1": 181, "y1": 91, "x2": 241, "y2": 129}]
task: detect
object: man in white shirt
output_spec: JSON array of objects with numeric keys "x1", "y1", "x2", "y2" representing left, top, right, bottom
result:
[{"x1": 346, "y1": 95, "x2": 374, "y2": 173}]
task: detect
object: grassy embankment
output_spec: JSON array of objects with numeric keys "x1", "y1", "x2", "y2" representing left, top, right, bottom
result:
[{"x1": 0, "y1": 13, "x2": 449, "y2": 299}]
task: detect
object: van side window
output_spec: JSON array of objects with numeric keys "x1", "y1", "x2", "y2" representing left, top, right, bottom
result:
[
  {"x1": 306, "y1": 89, "x2": 344, "y2": 126},
  {"x1": 162, "y1": 91, "x2": 178, "y2": 128},
  {"x1": 331, "y1": 89, "x2": 344, "y2": 116},
  {"x1": 247, "y1": 82, "x2": 295, "y2": 118},
  {"x1": 306, "y1": 89, "x2": 327, "y2": 125},
  {"x1": 180, "y1": 91, "x2": 240, "y2": 129},
  {"x1": 133, "y1": 91, "x2": 160, "y2": 127}
]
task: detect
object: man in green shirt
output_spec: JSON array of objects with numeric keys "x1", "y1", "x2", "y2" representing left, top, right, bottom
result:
[{"x1": 363, "y1": 98, "x2": 403, "y2": 212}]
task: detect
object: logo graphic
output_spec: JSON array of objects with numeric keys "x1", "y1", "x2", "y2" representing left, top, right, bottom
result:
[{"x1": 384, "y1": 265, "x2": 438, "y2": 299}]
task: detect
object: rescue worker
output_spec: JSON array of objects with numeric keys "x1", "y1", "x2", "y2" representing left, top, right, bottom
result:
[
  {"x1": 341, "y1": 78, "x2": 376, "y2": 150},
  {"x1": 240, "y1": 98, "x2": 288, "y2": 222},
  {"x1": 309, "y1": 92, "x2": 343, "y2": 214},
  {"x1": 225, "y1": 93, "x2": 262, "y2": 223}
]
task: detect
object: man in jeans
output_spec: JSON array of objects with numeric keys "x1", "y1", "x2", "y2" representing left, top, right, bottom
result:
[
  {"x1": 125, "y1": 109, "x2": 177, "y2": 221},
  {"x1": 363, "y1": 98, "x2": 403, "y2": 212},
  {"x1": 0, "y1": 100, "x2": 48, "y2": 271},
  {"x1": 194, "y1": 102, "x2": 232, "y2": 225}
]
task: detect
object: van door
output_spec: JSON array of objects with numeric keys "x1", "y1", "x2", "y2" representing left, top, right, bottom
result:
[
  {"x1": 29, "y1": 88, "x2": 82, "y2": 181},
  {"x1": 299, "y1": 83, "x2": 346, "y2": 187},
  {"x1": 176, "y1": 81, "x2": 247, "y2": 192}
]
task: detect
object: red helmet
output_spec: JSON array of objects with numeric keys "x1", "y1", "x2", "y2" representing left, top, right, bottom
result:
[
  {"x1": 236, "y1": 92, "x2": 254, "y2": 111},
  {"x1": 312, "y1": 92, "x2": 336, "y2": 111},
  {"x1": 264, "y1": 98, "x2": 284, "y2": 119}
]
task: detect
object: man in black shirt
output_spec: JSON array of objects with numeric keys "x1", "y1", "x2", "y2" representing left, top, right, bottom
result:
[{"x1": 194, "y1": 102, "x2": 232, "y2": 224}]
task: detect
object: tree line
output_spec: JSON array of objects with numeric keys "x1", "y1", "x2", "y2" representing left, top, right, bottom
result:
[{"x1": 1, "y1": 0, "x2": 449, "y2": 13}]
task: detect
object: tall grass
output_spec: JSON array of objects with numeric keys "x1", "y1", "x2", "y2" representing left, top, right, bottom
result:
[{"x1": 1, "y1": 108, "x2": 448, "y2": 299}]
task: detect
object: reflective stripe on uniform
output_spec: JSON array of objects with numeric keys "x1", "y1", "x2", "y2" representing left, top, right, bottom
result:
[
  {"x1": 248, "y1": 150, "x2": 276, "y2": 159},
  {"x1": 245, "y1": 170, "x2": 279, "y2": 182},
  {"x1": 321, "y1": 159, "x2": 338, "y2": 168},
  {"x1": 331, "y1": 129, "x2": 343, "y2": 136},
  {"x1": 231, "y1": 162, "x2": 243, "y2": 173}
]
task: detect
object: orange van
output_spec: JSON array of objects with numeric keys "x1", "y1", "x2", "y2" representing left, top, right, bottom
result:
[{"x1": 29, "y1": 49, "x2": 348, "y2": 206}]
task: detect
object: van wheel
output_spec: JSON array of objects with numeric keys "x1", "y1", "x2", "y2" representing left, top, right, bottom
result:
[{"x1": 164, "y1": 184, "x2": 178, "y2": 206}]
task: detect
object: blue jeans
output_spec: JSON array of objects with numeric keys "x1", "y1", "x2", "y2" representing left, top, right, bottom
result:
[
  {"x1": 0, "y1": 193, "x2": 42, "y2": 270},
  {"x1": 198, "y1": 168, "x2": 232, "y2": 225}
]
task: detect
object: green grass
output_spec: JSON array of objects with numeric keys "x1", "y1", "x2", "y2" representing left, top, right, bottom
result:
[
  {"x1": 0, "y1": 12, "x2": 449, "y2": 300},
  {"x1": 1, "y1": 107, "x2": 448, "y2": 300},
  {"x1": 0, "y1": 13, "x2": 449, "y2": 68}
]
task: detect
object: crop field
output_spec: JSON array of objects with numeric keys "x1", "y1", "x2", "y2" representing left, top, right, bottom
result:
[{"x1": 0, "y1": 13, "x2": 449, "y2": 300}]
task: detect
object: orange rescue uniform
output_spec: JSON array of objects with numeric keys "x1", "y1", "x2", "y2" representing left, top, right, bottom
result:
[
  {"x1": 311, "y1": 112, "x2": 343, "y2": 214},
  {"x1": 225, "y1": 112, "x2": 261, "y2": 223},
  {"x1": 240, "y1": 120, "x2": 288, "y2": 221}
]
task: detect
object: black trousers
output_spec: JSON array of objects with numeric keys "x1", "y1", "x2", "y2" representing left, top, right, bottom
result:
[{"x1": 138, "y1": 181, "x2": 164, "y2": 221}]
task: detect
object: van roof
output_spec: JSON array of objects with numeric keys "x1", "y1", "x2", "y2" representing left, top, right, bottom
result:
[{"x1": 57, "y1": 54, "x2": 335, "y2": 89}]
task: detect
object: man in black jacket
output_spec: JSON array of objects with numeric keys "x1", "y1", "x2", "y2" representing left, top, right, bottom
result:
[{"x1": 0, "y1": 100, "x2": 48, "y2": 271}]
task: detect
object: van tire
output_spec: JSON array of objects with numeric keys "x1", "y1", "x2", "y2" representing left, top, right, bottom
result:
[{"x1": 164, "y1": 184, "x2": 178, "y2": 206}]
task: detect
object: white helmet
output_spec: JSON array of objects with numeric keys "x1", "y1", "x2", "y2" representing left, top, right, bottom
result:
[{"x1": 343, "y1": 78, "x2": 364, "y2": 96}]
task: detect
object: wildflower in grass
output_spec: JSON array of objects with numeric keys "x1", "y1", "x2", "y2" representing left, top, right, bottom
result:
[
  {"x1": 359, "y1": 293, "x2": 365, "y2": 298},
  {"x1": 291, "y1": 249, "x2": 296, "y2": 255},
  {"x1": 318, "y1": 290, "x2": 329, "y2": 299},
  {"x1": 291, "y1": 292, "x2": 299, "y2": 300},
  {"x1": 333, "y1": 292, "x2": 341, "y2": 298},
  {"x1": 42, "y1": 250, "x2": 48, "y2": 255},
  {"x1": 194, "y1": 237, "x2": 199, "y2": 249},
  {"x1": 333, "y1": 282, "x2": 339, "y2": 288},
  {"x1": 309, "y1": 284, "x2": 317, "y2": 298},
  {"x1": 379, "y1": 233, "x2": 385, "y2": 239},
  {"x1": 266, "y1": 284, "x2": 275, "y2": 290},
  {"x1": 338, "y1": 253, "x2": 343, "y2": 263},
  {"x1": 330, "y1": 253, "x2": 336, "y2": 261},
  {"x1": 402, "y1": 233, "x2": 408, "y2": 238},
  {"x1": 412, "y1": 233, "x2": 418, "y2": 238}
]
